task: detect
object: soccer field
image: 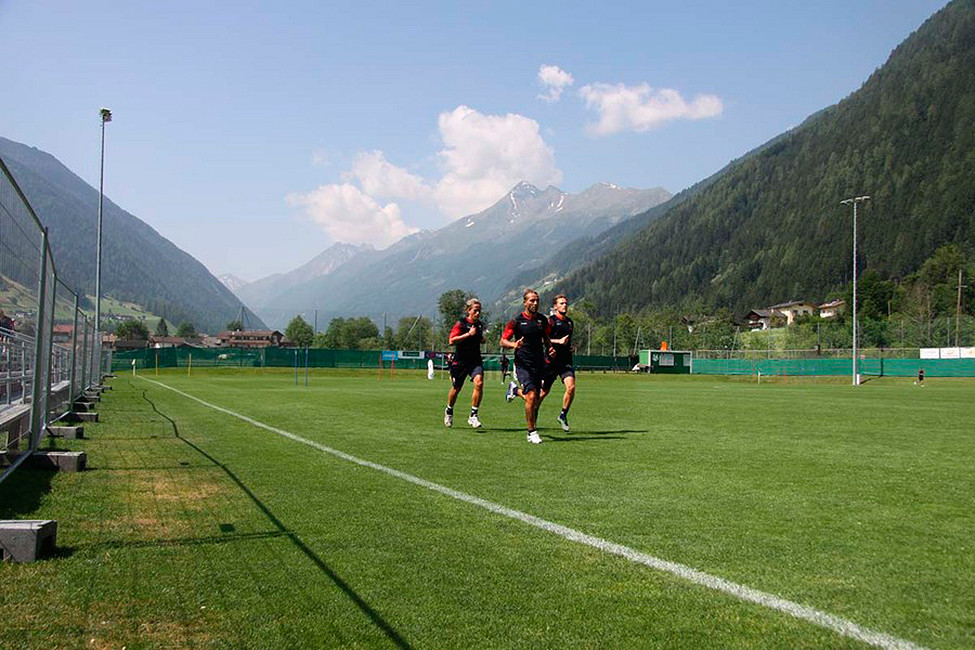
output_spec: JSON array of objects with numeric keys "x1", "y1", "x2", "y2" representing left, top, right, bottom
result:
[{"x1": 2, "y1": 369, "x2": 973, "y2": 648}]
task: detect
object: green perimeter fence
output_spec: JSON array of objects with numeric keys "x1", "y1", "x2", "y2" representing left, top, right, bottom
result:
[
  {"x1": 114, "y1": 347, "x2": 975, "y2": 377},
  {"x1": 112, "y1": 347, "x2": 635, "y2": 372},
  {"x1": 694, "y1": 357, "x2": 975, "y2": 377}
]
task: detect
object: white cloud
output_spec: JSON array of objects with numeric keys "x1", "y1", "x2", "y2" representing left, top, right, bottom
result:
[
  {"x1": 537, "y1": 64, "x2": 574, "y2": 103},
  {"x1": 291, "y1": 106, "x2": 561, "y2": 247},
  {"x1": 433, "y1": 105, "x2": 561, "y2": 217},
  {"x1": 579, "y1": 82, "x2": 723, "y2": 135},
  {"x1": 345, "y1": 151, "x2": 432, "y2": 202},
  {"x1": 286, "y1": 183, "x2": 417, "y2": 247}
]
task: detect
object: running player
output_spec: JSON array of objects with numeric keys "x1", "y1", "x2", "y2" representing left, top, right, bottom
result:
[
  {"x1": 444, "y1": 298, "x2": 485, "y2": 428},
  {"x1": 540, "y1": 294, "x2": 576, "y2": 432},
  {"x1": 501, "y1": 289, "x2": 553, "y2": 444}
]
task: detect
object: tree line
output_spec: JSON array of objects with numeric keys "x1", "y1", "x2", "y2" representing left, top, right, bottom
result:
[{"x1": 281, "y1": 244, "x2": 972, "y2": 353}]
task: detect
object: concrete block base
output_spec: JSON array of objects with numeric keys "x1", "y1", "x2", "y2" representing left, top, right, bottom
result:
[
  {"x1": 29, "y1": 451, "x2": 87, "y2": 472},
  {"x1": 83, "y1": 392, "x2": 101, "y2": 402},
  {"x1": 74, "y1": 412, "x2": 99, "y2": 423},
  {"x1": 72, "y1": 401, "x2": 94, "y2": 411},
  {"x1": 0, "y1": 520, "x2": 58, "y2": 562},
  {"x1": 48, "y1": 425, "x2": 84, "y2": 439}
]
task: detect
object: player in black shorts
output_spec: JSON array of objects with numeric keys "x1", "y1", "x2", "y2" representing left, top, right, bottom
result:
[
  {"x1": 444, "y1": 298, "x2": 485, "y2": 429},
  {"x1": 501, "y1": 289, "x2": 553, "y2": 444},
  {"x1": 540, "y1": 294, "x2": 576, "y2": 432}
]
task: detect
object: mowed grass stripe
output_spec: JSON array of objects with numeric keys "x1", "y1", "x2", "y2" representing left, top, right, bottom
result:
[{"x1": 138, "y1": 374, "x2": 927, "y2": 650}]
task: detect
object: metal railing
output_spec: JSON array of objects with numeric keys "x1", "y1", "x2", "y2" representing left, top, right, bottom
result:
[{"x1": 0, "y1": 155, "x2": 102, "y2": 484}]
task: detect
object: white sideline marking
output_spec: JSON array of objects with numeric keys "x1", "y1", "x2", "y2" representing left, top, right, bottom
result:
[{"x1": 139, "y1": 376, "x2": 925, "y2": 650}]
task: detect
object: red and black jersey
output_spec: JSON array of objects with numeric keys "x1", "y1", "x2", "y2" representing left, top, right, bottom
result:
[
  {"x1": 549, "y1": 313, "x2": 574, "y2": 365},
  {"x1": 449, "y1": 318, "x2": 484, "y2": 366},
  {"x1": 503, "y1": 311, "x2": 551, "y2": 370}
]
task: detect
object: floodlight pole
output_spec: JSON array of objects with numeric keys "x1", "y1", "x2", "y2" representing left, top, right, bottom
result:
[
  {"x1": 95, "y1": 108, "x2": 112, "y2": 382},
  {"x1": 841, "y1": 195, "x2": 870, "y2": 386}
]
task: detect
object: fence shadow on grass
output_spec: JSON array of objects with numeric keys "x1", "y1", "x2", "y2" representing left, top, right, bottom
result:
[
  {"x1": 0, "y1": 468, "x2": 56, "y2": 519},
  {"x1": 141, "y1": 391, "x2": 413, "y2": 650}
]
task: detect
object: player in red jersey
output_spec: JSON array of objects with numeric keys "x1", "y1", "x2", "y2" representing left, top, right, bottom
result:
[
  {"x1": 444, "y1": 298, "x2": 485, "y2": 429},
  {"x1": 501, "y1": 289, "x2": 553, "y2": 444},
  {"x1": 540, "y1": 294, "x2": 576, "y2": 432}
]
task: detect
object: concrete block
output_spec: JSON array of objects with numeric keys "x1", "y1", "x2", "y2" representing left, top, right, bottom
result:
[
  {"x1": 48, "y1": 425, "x2": 84, "y2": 439},
  {"x1": 29, "y1": 450, "x2": 87, "y2": 472},
  {"x1": 72, "y1": 401, "x2": 93, "y2": 412},
  {"x1": 0, "y1": 520, "x2": 58, "y2": 562},
  {"x1": 74, "y1": 412, "x2": 99, "y2": 423},
  {"x1": 83, "y1": 392, "x2": 101, "y2": 402}
]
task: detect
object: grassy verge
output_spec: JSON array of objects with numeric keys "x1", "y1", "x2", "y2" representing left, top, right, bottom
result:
[{"x1": 2, "y1": 370, "x2": 972, "y2": 648}]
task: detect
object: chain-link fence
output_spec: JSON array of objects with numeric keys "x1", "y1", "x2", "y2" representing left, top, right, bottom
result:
[{"x1": 0, "y1": 156, "x2": 103, "y2": 484}]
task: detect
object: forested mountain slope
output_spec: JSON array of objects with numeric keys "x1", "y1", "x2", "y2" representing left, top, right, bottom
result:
[
  {"x1": 557, "y1": 0, "x2": 975, "y2": 315},
  {"x1": 0, "y1": 136, "x2": 263, "y2": 332}
]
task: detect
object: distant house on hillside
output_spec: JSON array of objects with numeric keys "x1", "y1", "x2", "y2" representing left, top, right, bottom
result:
[
  {"x1": 217, "y1": 329, "x2": 283, "y2": 348},
  {"x1": 769, "y1": 301, "x2": 817, "y2": 325},
  {"x1": 745, "y1": 309, "x2": 783, "y2": 330},
  {"x1": 818, "y1": 299, "x2": 846, "y2": 319}
]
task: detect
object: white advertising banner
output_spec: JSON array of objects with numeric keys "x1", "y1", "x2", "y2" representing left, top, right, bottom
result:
[
  {"x1": 940, "y1": 347, "x2": 961, "y2": 359},
  {"x1": 919, "y1": 348, "x2": 940, "y2": 359},
  {"x1": 961, "y1": 347, "x2": 975, "y2": 359}
]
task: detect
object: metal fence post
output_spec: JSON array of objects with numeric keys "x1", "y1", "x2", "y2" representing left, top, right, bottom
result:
[
  {"x1": 45, "y1": 270, "x2": 58, "y2": 426},
  {"x1": 69, "y1": 293, "x2": 80, "y2": 402},
  {"x1": 28, "y1": 229, "x2": 50, "y2": 447},
  {"x1": 81, "y1": 316, "x2": 90, "y2": 391}
]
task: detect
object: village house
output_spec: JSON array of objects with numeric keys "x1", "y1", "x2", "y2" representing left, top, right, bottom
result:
[
  {"x1": 216, "y1": 329, "x2": 284, "y2": 348},
  {"x1": 818, "y1": 299, "x2": 846, "y2": 319},
  {"x1": 149, "y1": 336, "x2": 205, "y2": 349},
  {"x1": 768, "y1": 301, "x2": 817, "y2": 325},
  {"x1": 745, "y1": 309, "x2": 783, "y2": 330}
]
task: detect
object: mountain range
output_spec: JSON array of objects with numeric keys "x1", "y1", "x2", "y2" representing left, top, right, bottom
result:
[
  {"x1": 0, "y1": 136, "x2": 264, "y2": 333},
  {"x1": 239, "y1": 182, "x2": 671, "y2": 327}
]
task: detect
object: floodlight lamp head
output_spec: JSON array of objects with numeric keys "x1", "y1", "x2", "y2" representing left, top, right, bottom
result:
[{"x1": 100, "y1": 108, "x2": 113, "y2": 123}]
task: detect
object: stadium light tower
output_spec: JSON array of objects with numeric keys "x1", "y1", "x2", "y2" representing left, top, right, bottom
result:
[
  {"x1": 95, "y1": 108, "x2": 112, "y2": 380},
  {"x1": 841, "y1": 195, "x2": 870, "y2": 386}
]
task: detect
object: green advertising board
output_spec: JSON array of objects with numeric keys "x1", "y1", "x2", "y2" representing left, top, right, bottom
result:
[{"x1": 639, "y1": 349, "x2": 692, "y2": 374}]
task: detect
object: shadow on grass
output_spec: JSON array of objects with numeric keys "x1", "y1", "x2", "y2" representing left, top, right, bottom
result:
[
  {"x1": 541, "y1": 434, "x2": 626, "y2": 442},
  {"x1": 140, "y1": 391, "x2": 413, "y2": 650},
  {"x1": 0, "y1": 468, "x2": 56, "y2": 518},
  {"x1": 89, "y1": 464, "x2": 215, "y2": 471},
  {"x1": 483, "y1": 427, "x2": 644, "y2": 438}
]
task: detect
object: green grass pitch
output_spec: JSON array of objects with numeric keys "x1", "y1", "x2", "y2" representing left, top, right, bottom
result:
[{"x1": 1, "y1": 369, "x2": 972, "y2": 648}]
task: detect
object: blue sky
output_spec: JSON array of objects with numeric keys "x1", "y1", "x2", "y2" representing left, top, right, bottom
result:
[{"x1": 0, "y1": 0, "x2": 948, "y2": 281}]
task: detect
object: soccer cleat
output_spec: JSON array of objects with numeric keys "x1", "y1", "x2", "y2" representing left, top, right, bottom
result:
[
  {"x1": 444, "y1": 409, "x2": 453, "y2": 428},
  {"x1": 557, "y1": 413, "x2": 570, "y2": 432},
  {"x1": 527, "y1": 430, "x2": 542, "y2": 444},
  {"x1": 468, "y1": 414, "x2": 482, "y2": 428},
  {"x1": 505, "y1": 381, "x2": 518, "y2": 403}
]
